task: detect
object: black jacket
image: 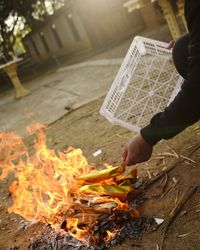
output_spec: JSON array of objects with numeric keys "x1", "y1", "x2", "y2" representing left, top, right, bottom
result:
[{"x1": 140, "y1": 0, "x2": 200, "y2": 145}]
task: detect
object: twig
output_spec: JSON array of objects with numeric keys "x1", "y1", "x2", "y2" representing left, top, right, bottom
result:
[
  {"x1": 147, "y1": 170, "x2": 152, "y2": 179},
  {"x1": 159, "y1": 181, "x2": 177, "y2": 200},
  {"x1": 174, "y1": 186, "x2": 179, "y2": 206},
  {"x1": 177, "y1": 232, "x2": 192, "y2": 238},
  {"x1": 157, "y1": 152, "x2": 177, "y2": 158},
  {"x1": 160, "y1": 173, "x2": 168, "y2": 191},
  {"x1": 184, "y1": 161, "x2": 196, "y2": 168},
  {"x1": 98, "y1": 141, "x2": 116, "y2": 148},
  {"x1": 166, "y1": 146, "x2": 179, "y2": 159},
  {"x1": 180, "y1": 155, "x2": 196, "y2": 164},
  {"x1": 160, "y1": 186, "x2": 199, "y2": 250},
  {"x1": 162, "y1": 157, "x2": 165, "y2": 166},
  {"x1": 140, "y1": 143, "x2": 200, "y2": 193},
  {"x1": 131, "y1": 242, "x2": 142, "y2": 248}
]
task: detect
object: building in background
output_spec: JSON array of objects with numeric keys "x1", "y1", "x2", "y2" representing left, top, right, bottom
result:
[{"x1": 22, "y1": 0, "x2": 161, "y2": 64}]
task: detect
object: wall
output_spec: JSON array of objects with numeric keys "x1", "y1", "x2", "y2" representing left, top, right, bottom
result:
[
  {"x1": 23, "y1": 7, "x2": 91, "y2": 63},
  {"x1": 23, "y1": 0, "x2": 160, "y2": 64},
  {"x1": 74, "y1": 0, "x2": 145, "y2": 48}
]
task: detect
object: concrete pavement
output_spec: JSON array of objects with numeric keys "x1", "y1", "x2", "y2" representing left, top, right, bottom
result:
[
  {"x1": 0, "y1": 25, "x2": 171, "y2": 137},
  {"x1": 0, "y1": 58, "x2": 122, "y2": 136}
]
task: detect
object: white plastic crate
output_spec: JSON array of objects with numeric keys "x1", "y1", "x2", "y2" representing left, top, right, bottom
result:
[{"x1": 100, "y1": 36, "x2": 183, "y2": 132}]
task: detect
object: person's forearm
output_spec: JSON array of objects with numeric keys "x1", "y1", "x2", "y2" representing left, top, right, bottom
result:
[
  {"x1": 141, "y1": 79, "x2": 200, "y2": 145},
  {"x1": 141, "y1": 1, "x2": 200, "y2": 145}
]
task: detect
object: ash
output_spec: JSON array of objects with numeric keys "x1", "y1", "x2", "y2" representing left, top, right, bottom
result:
[{"x1": 28, "y1": 214, "x2": 156, "y2": 250}]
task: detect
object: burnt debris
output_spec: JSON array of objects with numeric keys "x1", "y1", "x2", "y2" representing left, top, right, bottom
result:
[{"x1": 28, "y1": 216, "x2": 156, "y2": 250}]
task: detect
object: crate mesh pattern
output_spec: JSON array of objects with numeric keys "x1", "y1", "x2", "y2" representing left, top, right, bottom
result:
[{"x1": 100, "y1": 36, "x2": 183, "y2": 132}]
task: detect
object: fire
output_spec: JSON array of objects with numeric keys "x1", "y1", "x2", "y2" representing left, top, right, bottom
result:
[
  {"x1": 0, "y1": 122, "x2": 139, "y2": 245},
  {"x1": 104, "y1": 229, "x2": 121, "y2": 242},
  {"x1": 66, "y1": 217, "x2": 90, "y2": 242}
]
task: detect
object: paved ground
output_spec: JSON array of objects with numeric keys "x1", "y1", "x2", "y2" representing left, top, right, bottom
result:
[
  {"x1": 0, "y1": 59, "x2": 121, "y2": 136},
  {"x1": 0, "y1": 25, "x2": 171, "y2": 137},
  {"x1": 0, "y1": 93, "x2": 199, "y2": 250},
  {"x1": 1, "y1": 25, "x2": 200, "y2": 250}
]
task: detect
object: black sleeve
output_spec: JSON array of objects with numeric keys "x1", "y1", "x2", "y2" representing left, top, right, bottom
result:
[{"x1": 140, "y1": 1, "x2": 200, "y2": 145}]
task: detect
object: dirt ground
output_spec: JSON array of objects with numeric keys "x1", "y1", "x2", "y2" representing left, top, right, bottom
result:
[{"x1": 0, "y1": 97, "x2": 200, "y2": 250}]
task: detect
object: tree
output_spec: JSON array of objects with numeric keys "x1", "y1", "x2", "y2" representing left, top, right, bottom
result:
[{"x1": 0, "y1": 0, "x2": 65, "y2": 59}]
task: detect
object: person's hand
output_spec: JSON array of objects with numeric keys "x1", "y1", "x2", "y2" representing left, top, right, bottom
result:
[
  {"x1": 123, "y1": 134, "x2": 153, "y2": 166},
  {"x1": 167, "y1": 40, "x2": 175, "y2": 64},
  {"x1": 167, "y1": 40, "x2": 175, "y2": 49}
]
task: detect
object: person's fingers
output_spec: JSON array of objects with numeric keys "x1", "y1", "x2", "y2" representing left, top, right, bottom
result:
[
  {"x1": 167, "y1": 40, "x2": 175, "y2": 49},
  {"x1": 124, "y1": 155, "x2": 131, "y2": 166},
  {"x1": 124, "y1": 148, "x2": 130, "y2": 165},
  {"x1": 125, "y1": 150, "x2": 138, "y2": 166},
  {"x1": 123, "y1": 145, "x2": 128, "y2": 162}
]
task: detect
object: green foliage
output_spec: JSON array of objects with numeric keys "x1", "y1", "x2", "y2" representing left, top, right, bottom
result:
[{"x1": 0, "y1": 0, "x2": 65, "y2": 57}]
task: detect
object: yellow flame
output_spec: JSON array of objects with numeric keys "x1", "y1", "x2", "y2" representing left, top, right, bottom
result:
[
  {"x1": 0, "y1": 122, "x2": 138, "y2": 243},
  {"x1": 66, "y1": 217, "x2": 90, "y2": 242},
  {"x1": 104, "y1": 229, "x2": 121, "y2": 242}
]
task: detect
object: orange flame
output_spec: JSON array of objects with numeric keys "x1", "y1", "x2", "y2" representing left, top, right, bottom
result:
[
  {"x1": 0, "y1": 122, "x2": 138, "y2": 244},
  {"x1": 66, "y1": 217, "x2": 90, "y2": 242},
  {"x1": 104, "y1": 229, "x2": 121, "y2": 242}
]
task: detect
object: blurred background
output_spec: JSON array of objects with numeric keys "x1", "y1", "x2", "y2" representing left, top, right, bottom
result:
[
  {"x1": 0, "y1": 0, "x2": 187, "y2": 135},
  {"x1": 2, "y1": 3, "x2": 200, "y2": 250}
]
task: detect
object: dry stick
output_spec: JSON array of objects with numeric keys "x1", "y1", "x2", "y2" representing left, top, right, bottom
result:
[
  {"x1": 174, "y1": 186, "x2": 179, "y2": 206},
  {"x1": 159, "y1": 182, "x2": 176, "y2": 200},
  {"x1": 160, "y1": 173, "x2": 168, "y2": 191},
  {"x1": 134, "y1": 144, "x2": 200, "y2": 247},
  {"x1": 140, "y1": 143, "x2": 200, "y2": 193},
  {"x1": 160, "y1": 185, "x2": 199, "y2": 250}
]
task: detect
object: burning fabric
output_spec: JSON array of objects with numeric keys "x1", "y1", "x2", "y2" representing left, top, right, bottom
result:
[{"x1": 0, "y1": 123, "x2": 154, "y2": 248}]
